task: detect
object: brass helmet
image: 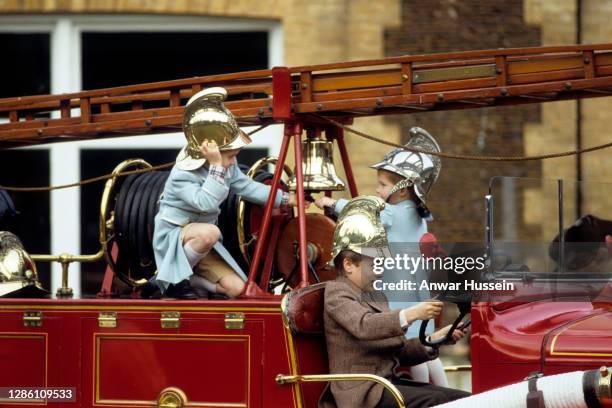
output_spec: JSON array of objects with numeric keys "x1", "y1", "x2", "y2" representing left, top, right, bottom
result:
[
  {"x1": 0, "y1": 231, "x2": 46, "y2": 298},
  {"x1": 370, "y1": 127, "x2": 441, "y2": 204},
  {"x1": 177, "y1": 87, "x2": 252, "y2": 171},
  {"x1": 330, "y1": 196, "x2": 391, "y2": 262}
]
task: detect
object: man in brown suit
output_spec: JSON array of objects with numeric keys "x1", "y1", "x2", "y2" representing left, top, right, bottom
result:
[{"x1": 319, "y1": 196, "x2": 470, "y2": 408}]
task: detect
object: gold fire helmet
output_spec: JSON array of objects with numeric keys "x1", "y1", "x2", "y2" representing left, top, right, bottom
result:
[
  {"x1": 0, "y1": 231, "x2": 47, "y2": 298},
  {"x1": 177, "y1": 87, "x2": 252, "y2": 171},
  {"x1": 330, "y1": 196, "x2": 391, "y2": 263}
]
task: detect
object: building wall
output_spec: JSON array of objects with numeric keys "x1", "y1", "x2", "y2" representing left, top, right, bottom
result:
[
  {"x1": 524, "y1": 0, "x2": 612, "y2": 241},
  {"x1": 523, "y1": 0, "x2": 577, "y2": 241},
  {"x1": 382, "y1": 0, "x2": 612, "y2": 243},
  {"x1": 2, "y1": 0, "x2": 611, "y2": 244},
  {"x1": 0, "y1": 0, "x2": 403, "y2": 197},
  {"x1": 384, "y1": 0, "x2": 542, "y2": 242},
  {"x1": 580, "y1": 0, "x2": 612, "y2": 226}
]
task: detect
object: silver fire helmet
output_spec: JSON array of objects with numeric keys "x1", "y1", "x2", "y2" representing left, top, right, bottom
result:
[{"x1": 370, "y1": 126, "x2": 441, "y2": 204}]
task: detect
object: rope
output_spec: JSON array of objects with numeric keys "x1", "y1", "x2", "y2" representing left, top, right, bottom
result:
[
  {"x1": 0, "y1": 124, "x2": 270, "y2": 192},
  {"x1": 0, "y1": 162, "x2": 175, "y2": 192},
  {"x1": 315, "y1": 115, "x2": 612, "y2": 162},
  {"x1": 2, "y1": 119, "x2": 610, "y2": 192}
]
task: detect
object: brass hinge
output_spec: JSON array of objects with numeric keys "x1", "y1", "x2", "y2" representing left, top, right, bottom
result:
[
  {"x1": 98, "y1": 312, "x2": 117, "y2": 328},
  {"x1": 225, "y1": 312, "x2": 245, "y2": 330},
  {"x1": 23, "y1": 311, "x2": 42, "y2": 327},
  {"x1": 161, "y1": 311, "x2": 180, "y2": 329}
]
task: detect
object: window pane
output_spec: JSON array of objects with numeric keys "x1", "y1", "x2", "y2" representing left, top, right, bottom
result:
[
  {"x1": 81, "y1": 32, "x2": 268, "y2": 89},
  {"x1": 0, "y1": 150, "x2": 51, "y2": 289},
  {"x1": 0, "y1": 33, "x2": 50, "y2": 98}
]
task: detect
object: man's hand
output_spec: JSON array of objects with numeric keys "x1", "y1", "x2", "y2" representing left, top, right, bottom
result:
[
  {"x1": 314, "y1": 196, "x2": 336, "y2": 210},
  {"x1": 288, "y1": 192, "x2": 311, "y2": 209},
  {"x1": 430, "y1": 324, "x2": 467, "y2": 345},
  {"x1": 200, "y1": 140, "x2": 222, "y2": 166},
  {"x1": 403, "y1": 300, "x2": 443, "y2": 323}
]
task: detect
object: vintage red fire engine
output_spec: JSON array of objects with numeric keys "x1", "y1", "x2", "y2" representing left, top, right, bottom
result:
[{"x1": 0, "y1": 43, "x2": 611, "y2": 407}]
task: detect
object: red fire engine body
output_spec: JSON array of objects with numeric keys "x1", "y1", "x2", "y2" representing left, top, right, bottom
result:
[{"x1": 0, "y1": 43, "x2": 611, "y2": 407}]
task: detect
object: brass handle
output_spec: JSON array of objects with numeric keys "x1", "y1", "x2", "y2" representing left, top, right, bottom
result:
[
  {"x1": 157, "y1": 387, "x2": 187, "y2": 408},
  {"x1": 276, "y1": 373, "x2": 405, "y2": 408}
]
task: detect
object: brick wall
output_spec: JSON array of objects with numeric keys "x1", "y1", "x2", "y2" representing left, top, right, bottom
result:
[{"x1": 383, "y1": 0, "x2": 543, "y2": 242}]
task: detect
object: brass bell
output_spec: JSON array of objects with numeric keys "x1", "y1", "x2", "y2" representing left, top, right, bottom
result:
[{"x1": 288, "y1": 138, "x2": 346, "y2": 192}]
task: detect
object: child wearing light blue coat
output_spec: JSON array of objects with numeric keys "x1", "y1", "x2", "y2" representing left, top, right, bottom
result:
[
  {"x1": 152, "y1": 86, "x2": 300, "y2": 299},
  {"x1": 153, "y1": 148, "x2": 290, "y2": 298}
]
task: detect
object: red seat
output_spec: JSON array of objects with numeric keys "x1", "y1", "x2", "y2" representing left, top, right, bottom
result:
[
  {"x1": 281, "y1": 283, "x2": 406, "y2": 408},
  {"x1": 281, "y1": 283, "x2": 329, "y2": 407},
  {"x1": 283, "y1": 282, "x2": 326, "y2": 335}
]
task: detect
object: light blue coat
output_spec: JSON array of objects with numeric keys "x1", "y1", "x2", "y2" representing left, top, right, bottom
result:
[
  {"x1": 334, "y1": 198, "x2": 434, "y2": 337},
  {"x1": 153, "y1": 163, "x2": 282, "y2": 289}
]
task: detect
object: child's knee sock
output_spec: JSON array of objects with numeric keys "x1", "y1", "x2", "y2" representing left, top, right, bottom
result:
[
  {"x1": 189, "y1": 274, "x2": 217, "y2": 294},
  {"x1": 183, "y1": 242, "x2": 208, "y2": 268},
  {"x1": 199, "y1": 277, "x2": 217, "y2": 293},
  {"x1": 427, "y1": 358, "x2": 449, "y2": 387},
  {"x1": 409, "y1": 362, "x2": 429, "y2": 383}
]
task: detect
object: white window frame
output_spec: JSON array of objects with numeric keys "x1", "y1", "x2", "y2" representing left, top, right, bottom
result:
[{"x1": 0, "y1": 15, "x2": 284, "y2": 297}]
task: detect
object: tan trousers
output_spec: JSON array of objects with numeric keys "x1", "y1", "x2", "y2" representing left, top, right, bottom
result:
[{"x1": 195, "y1": 250, "x2": 237, "y2": 283}]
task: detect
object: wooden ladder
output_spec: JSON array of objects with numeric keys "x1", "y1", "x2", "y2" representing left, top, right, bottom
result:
[{"x1": 1, "y1": 43, "x2": 612, "y2": 148}]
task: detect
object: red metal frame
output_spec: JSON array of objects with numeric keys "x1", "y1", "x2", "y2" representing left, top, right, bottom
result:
[
  {"x1": 258, "y1": 212, "x2": 283, "y2": 290},
  {"x1": 292, "y1": 123, "x2": 309, "y2": 289},
  {"x1": 245, "y1": 121, "x2": 313, "y2": 294},
  {"x1": 327, "y1": 126, "x2": 359, "y2": 197},
  {"x1": 97, "y1": 243, "x2": 118, "y2": 298},
  {"x1": 245, "y1": 78, "x2": 360, "y2": 293},
  {"x1": 243, "y1": 133, "x2": 290, "y2": 297},
  {"x1": 243, "y1": 121, "x2": 360, "y2": 293}
]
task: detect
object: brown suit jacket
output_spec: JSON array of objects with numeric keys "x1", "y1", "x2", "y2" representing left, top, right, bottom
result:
[{"x1": 318, "y1": 276, "x2": 438, "y2": 408}]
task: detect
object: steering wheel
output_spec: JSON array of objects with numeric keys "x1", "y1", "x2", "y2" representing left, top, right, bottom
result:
[
  {"x1": 419, "y1": 294, "x2": 471, "y2": 348},
  {"x1": 417, "y1": 232, "x2": 472, "y2": 348}
]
